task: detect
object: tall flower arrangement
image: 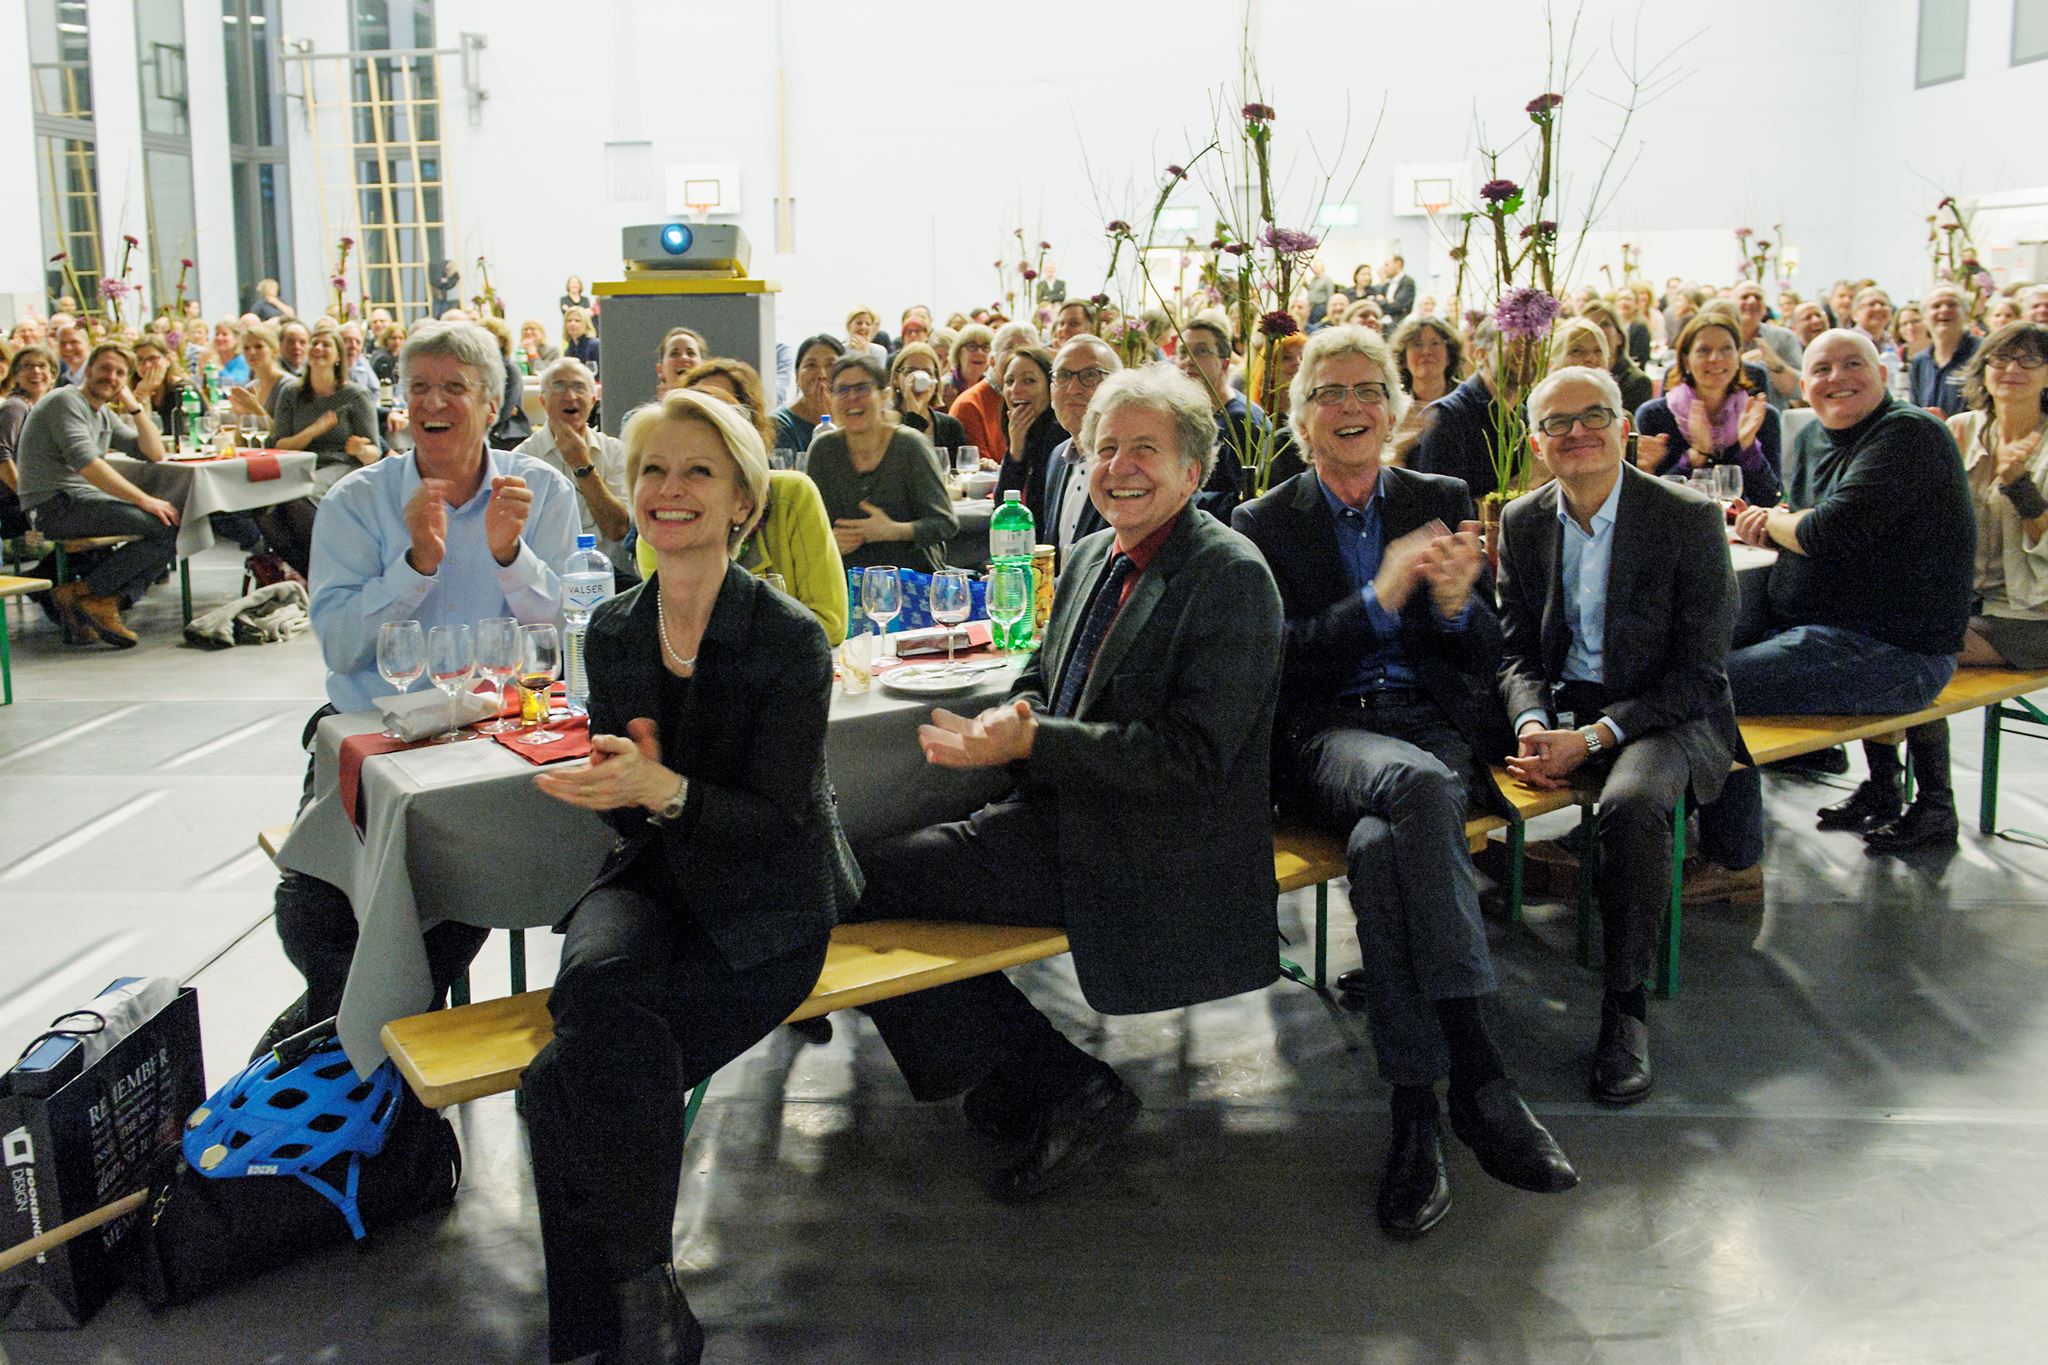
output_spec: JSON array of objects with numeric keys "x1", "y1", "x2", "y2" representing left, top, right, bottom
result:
[
  {"x1": 1928, "y1": 197, "x2": 1995, "y2": 323},
  {"x1": 1735, "y1": 226, "x2": 1780, "y2": 286},
  {"x1": 95, "y1": 234, "x2": 143, "y2": 334}
]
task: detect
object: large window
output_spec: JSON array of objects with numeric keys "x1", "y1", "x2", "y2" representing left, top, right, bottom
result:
[
  {"x1": 135, "y1": 0, "x2": 198, "y2": 307},
  {"x1": 27, "y1": 0, "x2": 104, "y2": 310},
  {"x1": 223, "y1": 0, "x2": 293, "y2": 312},
  {"x1": 1916, "y1": 0, "x2": 1969, "y2": 86},
  {"x1": 2017, "y1": 0, "x2": 2048, "y2": 64},
  {"x1": 347, "y1": 0, "x2": 449, "y2": 322}
]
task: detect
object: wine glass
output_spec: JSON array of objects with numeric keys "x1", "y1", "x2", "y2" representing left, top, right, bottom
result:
[
  {"x1": 1711, "y1": 463, "x2": 1743, "y2": 505},
  {"x1": 474, "y1": 616, "x2": 522, "y2": 734},
  {"x1": 862, "y1": 566, "x2": 902, "y2": 656},
  {"x1": 425, "y1": 623, "x2": 474, "y2": 742},
  {"x1": 762, "y1": 572, "x2": 787, "y2": 595},
  {"x1": 519, "y1": 624, "x2": 564, "y2": 745},
  {"x1": 931, "y1": 569, "x2": 972, "y2": 667},
  {"x1": 932, "y1": 446, "x2": 953, "y2": 482},
  {"x1": 957, "y1": 445, "x2": 981, "y2": 476},
  {"x1": 376, "y1": 620, "x2": 425, "y2": 737},
  {"x1": 989, "y1": 563, "x2": 1031, "y2": 652}
]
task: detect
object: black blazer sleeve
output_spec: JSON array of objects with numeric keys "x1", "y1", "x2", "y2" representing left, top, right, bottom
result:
[
  {"x1": 1603, "y1": 493, "x2": 1738, "y2": 744},
  {"x1": 1494, "y1": 500, "x2": 1552, "y2": 723}
]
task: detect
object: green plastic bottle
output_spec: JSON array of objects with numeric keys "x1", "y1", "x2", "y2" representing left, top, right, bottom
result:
[{"x1": 987, "y1": 490, "x2": 1036, "y2": 650}]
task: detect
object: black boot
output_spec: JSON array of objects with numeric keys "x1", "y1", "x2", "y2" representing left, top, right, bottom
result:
[
  {"x1": 597, "y1": 1264, "x2": 703, "y2": 1365},
  {"x1": 1815, "y1": 777, "x2": 1902, "y2": 832},
  {"x1": 1864, "y1": 799, "x2": 1959, "y2": 853}
]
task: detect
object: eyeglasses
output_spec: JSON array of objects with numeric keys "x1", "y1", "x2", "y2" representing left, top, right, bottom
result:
[
  {"x1": 957, "y1": 342, "x2": 991, "y2": 354},
  {"x1": 1308, "y1": 381, "x2": 1392, "y2": 407},
  {"x1": 1534, "y1": 406, "x2": 1620, "y2": 436},
  {"x1": 1985, "y1": 352, "x2": 2046, "y2": 371},
  {"x1": 544, "y1": 381, "x2": 593, "y2": 395},
  {"x1": 830, "y1": 381, "x2": 876, "y2": 401},
  {"x1": 1053, "y1": 367, "x2": 1111, "y2": 388},
  {"x1": 1185, "y1": 346, "x2": 1228, "y2": 361}
]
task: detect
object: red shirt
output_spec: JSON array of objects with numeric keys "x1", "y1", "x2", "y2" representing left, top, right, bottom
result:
[{"x1": 1109, "y1": 508, "x2": 1182, "y2": 607}]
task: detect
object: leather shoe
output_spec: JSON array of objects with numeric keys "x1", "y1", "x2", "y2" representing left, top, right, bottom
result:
[
  {"x1": 1446, "y1": 1078, "x2": 1578, "y2": 1193},
  {"x1": 1589, "y1": 1002, "x2": 1652, "y2": 1105},
  {"x1": 1816, "y1": 778, "x2": 1902, "y2": 832},
  {"x1": 1334, "y1": 968, "x2": 1369, "y2": 999},
  {"x1": 961, "y1": 1069, "x2": 1040, "y2": 1143},
  {"x1": 73, "y1": 589, "x2": 138, "y2": 647},
  {"x1": 990, "y1": 1070, "x2": 1139, "y2": 1203},
  {"x1": 1377, "y1": 1103, "x2": 1451, "y2": 1238},
  {"x1": 1679, "y1": 860, "x2": 1763, "y2": 909},
  {"x1": 1863, "y1": 800, "x2": 1959, "y2": 854},
  {"x1": 598, "y1": 1263, "x2": 703, "y2": 1365},
  {"x1": 1778, "y1": 745, "x2": 1850, "y2": 775}
]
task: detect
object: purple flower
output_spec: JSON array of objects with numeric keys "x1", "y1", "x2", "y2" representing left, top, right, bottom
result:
[
  {"x1": 1464, "y1": 308, "x2": 1487, "y2": 327},
  {"x1": 50, "y1": 251, "x2": 67, "y2": 262},
  {"x1": 179, "y1": 258, "x2": 193, "y2": 270},
  {"x1": 1493, "y1": 286, "x2": 1561, "y2": 339},
  {"x1": 332, "y1": 275, "x2": 348, "y2": 290},
  {"x1": 1165, "y1": 164, "x2": 1186, "y2": 180},
  {"x1": 1038, "y1": 240, "x2": 1051, "y2": 250},
  {"x1": 1755, "y1": 240, "x2": 1771, "y2": 251},
  {"x1": 1241, "y1": 102, "x2": 1275, "y2": 123},
  {"x1": 1205, "y1": 286, "x2": 1224, "y2": 304},
  {"x1": 1974, "y1": 271, "x2": 1996, "y2": 290},
  {"x1": 1090, "y1": 293, "x2": 1110, "y2": 306},
  {"x1": 1261, "y1": 225, "x2": 1322, "y2": 255},
  {"x1": 98, "y1": 278, "x2": 133, "y2": 301},
  {"x1": 1106, "y1": 220, "x2": 1131, "y2": 234},
  {"x1": 1518, "y1": 220, "x2": 1557, "y2": 241},
  {"x1": 1734, "y1": 226, "x2": 1753, "y2": 240},
  {"x1": 1258, "y1": 310, "x2": 1299, "y2": 339},
  {"x1": 1222, "y1": 242, "x2": 1249, "y2": 257},
  {"x1": 1525, "y1": 93, "x2": 1563, "y2": 117},
  {"x1": 339, "y1": 236, "x2": 354, "y2": 249},
  {"x1": 123, "y1": 233, "x2": 139, "y2": 247},
  {"x1": 1208, "y1": 239, "x2": 1226, "y2": 251},
  {"x1": 1480, "y1": 179, "x2": 1520, "y2": 206},
  {"x1": 1937, "y1": 265, "x2": 1955, "y2": 282},
  {"x1": 1022, "y1": 267, "x2": 1039, "y2": 281}
]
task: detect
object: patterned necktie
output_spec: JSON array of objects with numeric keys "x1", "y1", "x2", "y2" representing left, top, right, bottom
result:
[{"x1": 1050, "y1": 554, "x2": 1136, "y2": 718}]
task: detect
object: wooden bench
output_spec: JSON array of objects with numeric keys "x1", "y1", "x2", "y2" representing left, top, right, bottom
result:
[{"x1": 0, "y1": 575, "x2": 52, "y2": 706}]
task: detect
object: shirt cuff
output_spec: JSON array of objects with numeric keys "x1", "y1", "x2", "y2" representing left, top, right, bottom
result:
[
  {"x1": 1433, "y1": 600, "x2": 1473, "y2": 631},
  {"x1": 1596, "y1": 713, "x2": 1626, "y2": 746},
  {"x1": 494, "y1": 540, "x2": 549, "y2": 596},
  {"x1": 1360, "y1": 584, "x2": 1402, "y2": 640},
  {"x1": 1513, "y1": 708, "x2": 1552, "y2": 736},
  {"x1": 385, "y1": 543, "x2": 438, "y2": 606}
]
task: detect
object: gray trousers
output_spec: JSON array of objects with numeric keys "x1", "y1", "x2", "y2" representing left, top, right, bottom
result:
[
  {"x1": 32, "y1": 489, "x2": 179, "y2": 604},
  {"x1": 1585, "y1": 732, "x2": 1691, "y2": 993},
  {"x1": 1292, "y1": 693, "x2": 1495, "y2": 1088}
]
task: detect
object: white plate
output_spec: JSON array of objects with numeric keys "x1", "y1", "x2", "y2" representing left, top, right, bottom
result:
[{"x1": 877, "y1": 663, "x2": 1002, "y2": 695}]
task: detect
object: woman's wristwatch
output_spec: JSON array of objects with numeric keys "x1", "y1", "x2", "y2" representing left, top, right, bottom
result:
[{"x1": 654, "y1": 776, "x2": 689, "y2": 823}]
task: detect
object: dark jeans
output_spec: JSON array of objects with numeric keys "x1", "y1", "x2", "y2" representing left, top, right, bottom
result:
[
  {"x1": 525, "y1": 864, "x2": 827, "y2": 1361},
  {"x1": 1705, "y1": 624, "x2": 1957, "y2": 865},
  {"x1": 271, "y1": 705, "x2": 489, "y2": 1022},
  {"x1": 32, "y1": 489, "x2": 178, "y2": 603},
  {"x1": 255, "y1": 496, "x2": 319, "y2": 576},
  {"x1": 846, "y1": 796, "x2": 1113, "y2": 1106},
  {"x1": 1292, "y1": 692, "x2": 1495, "y2": 1088}
]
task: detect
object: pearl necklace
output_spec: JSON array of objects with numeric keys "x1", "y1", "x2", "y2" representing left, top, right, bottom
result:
[{"x1": 656, "y1": 583, "x2": 698, "y2": 671}]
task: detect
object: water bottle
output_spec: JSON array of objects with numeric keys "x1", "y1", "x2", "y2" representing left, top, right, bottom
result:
[
  {"x1": 561, "y1": 534, "x2": 617, "y2": 714},
  {"x1": 202, "y1": 360, "x2": 221, "y2": 406},
  {"x1": 181, "y1": 387, "x2": 204, "y2": 453},
  {"x1": 988, "y1": 490, "x2": 1037, "y2": 650}
]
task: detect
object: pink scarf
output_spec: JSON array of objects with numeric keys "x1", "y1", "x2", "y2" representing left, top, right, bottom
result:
[{"x1": 1665, "y1": 382, "x2": 1745, "y2": 452}]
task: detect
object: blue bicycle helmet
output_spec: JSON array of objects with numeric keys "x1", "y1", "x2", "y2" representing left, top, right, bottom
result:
[{"x1": 184, "y1": 1032, "x2": 404, "y2": 1239}]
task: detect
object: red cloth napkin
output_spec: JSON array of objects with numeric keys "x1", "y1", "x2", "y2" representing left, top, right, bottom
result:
[
  {"x1": 338, "y1": 732, "x2": 429, "y2": 833},
  {"x1": 241, "y1": 451, "x2": 282, "y2": 481},
  {"x1": 494, "y1": 714, "x2": 591, "y2": 764}
]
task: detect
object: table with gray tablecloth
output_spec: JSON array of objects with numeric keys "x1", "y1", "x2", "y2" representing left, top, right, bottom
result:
[
  {"x1": 944, "y1": 497, "x2": 994, "y2": 571},
  {"x1": 277, "y1": 659, "x2": 1026, "y2": 1072},
  {"x1": 108, "y1": 451, "x2": 321, "y2": 560},
  {"x1": 1731, "y1": 542, "x2": 1776, "y2": 647}
]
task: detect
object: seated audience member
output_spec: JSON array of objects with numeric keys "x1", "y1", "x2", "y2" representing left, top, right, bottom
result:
[
  {"x1": 1857, "y1": 322, "x2": 2048, "y2": 855},
  {"x1": 653, "y1": 326, "x2": 706, "y2": 396},
  {"x1": 1346, "y1": 297, "x2": 1388, "y2": 333},
  {"x1": 1259, "y1": 334, "x2": 1310, "y2": 487},
  {"x1": 997, "y1": 345, "x2": 1066, "y2": 523},
  {"x1": 1705, "y1": 330, "x2": 1976, "y2": 878},
  {"x1": 898, "y1": 308, "x2": 932, "y2": 350},
  {"x1": 807, "y1": 353, "x2": 957, "y2": 572},
  {"x1": 278, "y1": 319, "x2": 311, "y2": 376},
  {"x1": 1497, "y1": 366, "x2": 1750, "y2": 1103},
  {"x1": 558, "y1": 274, "x2": 593, "y2": 319},
  {"x1": 1851, "y1": 286, "x2": 1906, "y2": 388},
  {"x1": 264, "y1": 322, "x2": 579, "y2": 1043},
  {"x1": 1232, "y1": 326, "x2": 1576, "y2": 1238},
  {"x1": 950, "y1": 320, "x2": 1038, "y2": 462},
  {"x1": 0, "y1": 345, "x2": 58, "y2": 538},
  {"x1": 1633, "y1": 312, "x2": 1782, "y2": 506},
  {"x1": 665, "y1": 357, "x2": 848, "y2": 644},
  {"x1": 337, "y1": 322, "x2": 376, "y2": 395},
  {"x1": 9, "y1": 315, "x2": 47, "y2": 350},
  {"x1": 1545, "y1": 319, "x2": 1612, "y2": 423},
  {"x1": 523, "y1": 388, "x2": 853, "y2": 1365},
  {"x1": 1388, "y1": 315, "x2": 1462, "y2": 462},
  {"x1": 227, "y1": 321, "x2": 289, "y2": 418},
  {"x1": 773, "y1": 334, "x2": 841, "y2": 457},
  {"x1": 517, "y1": 356, "x2": 634, "y2": 583},
  {"x1": 1615, "y1": 289, "x2": 1655, "y2": 365},
  {"x1": 2025, "y1": 285, "x2": 2048, "y2": 324},
  {"x1": 1576, "y1": 300, "x2": 1654, "y2": 415},
  {"x1": 889, "y1": 342, "x2": 968, "y2": 455},
  {"x1": 1411, "y1": 316, "x2": 1518, "y2": 501},
  {"x1": 1316, "y1": 292, "x2": 1352, "y2": 331},
  {"x1": 481, "y1": 317, "x2": 535, "y2": 448},
  {"x1": 1892, "y1": 302, "x2": 1931, "y2": 363},
  {"x1": 1733, "y1": 281, "x2": 1803, "y2": 410},
  {"x1": 53, "y1": 322, "x2": 89, "y2": 387},
  {"x1": 1051, "y1": 299, "x2": 1098, "y2": 346},
  {"x1": 260, "y1": 322, "x2": 382, "y2": 573},
  {"x1": 1041, "y1": 335, "x2": 1120, "y2": 565},
  {"x1": 211, "y1": 319, "x2": 252, "y2": 385},
  {"x1": 849, "y1": 363, "x2": 1283, "y2": 1202},
  {"x1": 372, "y1": 323, "x2": 404, "y2": 383},
  {"x1": 252, "y1": 277, "x2": 294, "y2": 321},
  {"x1": 844, "y1": 305, "x2": 888, "y2": 364},
  {"x1": 945, "y1": 322, "x2": 994, "y2": 407},
  {"x1": 1788, "y1": 300, "x2": 1830, "y2": 352},
  {"x1": 518, "y1": 318, "x2": 562, "y2": 373},
  {"x1": 1910, "y1": 284, "x2": 1979, "y2": 417},
  {"x1": 561, "y1": 306, "x2": 600, "y2": 370},
  {"x1": 130, "y1": 337, "x2": 194, "y2": 435},
  {"x1": 1177, "y1": 315, "x2": 1269, "y2": 510},
  {"x1": 14, "y1": 342, "x2": 179, "y2": 646}
]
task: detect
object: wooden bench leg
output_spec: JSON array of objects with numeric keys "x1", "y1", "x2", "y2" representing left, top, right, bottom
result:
[{"x1": 1654, "y1": 796, "x2": 1685, "y2": 1001}]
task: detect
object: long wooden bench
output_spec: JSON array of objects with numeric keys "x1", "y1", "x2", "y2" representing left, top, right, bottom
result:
[{"x1": 0, "y1": 575, "x2": 52, "y2": 706}]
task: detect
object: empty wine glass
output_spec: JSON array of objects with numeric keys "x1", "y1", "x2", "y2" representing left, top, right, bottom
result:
[
  {"x1": 932, "y1": 446, "x2": 953, "y2": 481},
  {"x1": 1711, "y1": 463, "x2": 1743, "y2": 505},
  {"x1": 931, "y1": 569, "x2": 972, "y2": 667},
  {"x1": 862, "y1": 566, "x2": 903, "y2": 656},
  {"x1": 425, "y1": 623, "x2": 474, "y2": 742},
  {"x1": 957, "y1": 445, "x2": 981, "y2": 476},
  {"x1": 519, "y1": 624, "x2": 564, "y2": 745},
  {"x1": 989, "y1": 562, "x2": 1031, "y2": 652},
  {"x1": 474, "y1": 616, "x2": 521, "y2": 734},
  {"x1": 376, "y1": 620, "x2": 425, "y2": 737}
]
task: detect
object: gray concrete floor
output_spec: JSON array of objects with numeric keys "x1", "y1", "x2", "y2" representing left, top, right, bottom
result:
[{"x1": 4, "y1": 543, "x2": 2048, "y2": 1363}]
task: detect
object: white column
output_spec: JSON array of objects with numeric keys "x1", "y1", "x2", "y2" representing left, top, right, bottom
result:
[
  {"x1": 184, "y1": 0, "x2": 237, "y2": 320},
  {"x1": 85, "y1": 0, "x2": 148, "y2": 321},
  {"x1": 0, "y1": 0, "x2": 44, "y2": 322},
  {"x1": 277, "y1": 0, "x2": 352, "y2": 317}
]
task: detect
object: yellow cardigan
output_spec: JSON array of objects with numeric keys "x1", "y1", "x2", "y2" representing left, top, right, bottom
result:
[{"x1": 636, "y1": 469, "x2": 849, "y2": 645}]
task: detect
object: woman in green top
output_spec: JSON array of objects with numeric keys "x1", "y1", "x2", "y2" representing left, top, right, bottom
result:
[{"x1": 806, "y1": 353, "x2": 957, "y2": 573}]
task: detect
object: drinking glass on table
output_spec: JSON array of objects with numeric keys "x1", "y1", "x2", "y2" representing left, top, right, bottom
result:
[
  {"x1": 425, "y1": 623, "x2": 475, "y2": 742},
  {"x1": 930, "y1": 569, "x2": 972, "y2": 667},
  {"x1": 988, "y1": 562, "x2": 1030, "y2": 652},
  {"x1": 762, "y1": 573, "x2": 787, "y2": 596},
  {"x1": 957, "y1": 445, "x2": 982, "y2": 476},
  {"x1": 1711, "y1": 463, "x2": 1743, "y2": 505},
  {"x1": 375, "y1": 620, "x2": 425, "y2": 737},
  {"x1": 932, "y1": 446, "x2": 952, "y2": 481},
  {"x1": 862, "y1": 565, "x2": 902, "y2": 656},
  {"x1": 518, "y1": 624, "x2": 564, "y2": 744},
  {"x1": 474, "y1": 616, "x2": 522, "y2": 734}
]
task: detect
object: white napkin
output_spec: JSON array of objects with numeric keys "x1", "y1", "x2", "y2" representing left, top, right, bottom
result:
[{"x1": 375, "y1": 688, "x2": 499, "y2": 742}]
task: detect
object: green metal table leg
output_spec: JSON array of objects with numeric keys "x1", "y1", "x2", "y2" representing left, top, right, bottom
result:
[
  {"x1": 681, "y1": 1076, "x2": 709, "y2": 1140},
  {"x1": 1655, "y1": 797, "x2": 1685, "y2": 1000},
  {"x1": 1314, "y1": 884, "x2": 1328, "y2": 991},
  {"x1": 1507, "y1": 821, "x2": 1526, "y2": 926},
  {"x1": 1981, "y1": 702, "x2": 2002, "y2": 835},
  {"x1": 508, "y1": 929, "x2": 528, "y2": 994},
  {"x1": 53, "y1": 545, "x2": 70, "y2": 584},
  {"x1": 179, "y1": 560, "x2": 192, "y2": 625},
  {"x1": 1902, "y1": 746, "x2": 1915, "y2": 805},
  {"x1": 1575, "y1": 804, "x2": 1599, "y2": 970}
]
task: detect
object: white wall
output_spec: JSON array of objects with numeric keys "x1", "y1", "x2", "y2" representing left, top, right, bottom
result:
[{"x1": 0, "y1": 0, "x2": 43, "y2": 323}]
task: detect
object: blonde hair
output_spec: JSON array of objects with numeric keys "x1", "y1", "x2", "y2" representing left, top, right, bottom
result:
[
  {"x1": 621, "y1": 388, "x2": 768, "y2": 556},
  {"x1": 1547, "y1": 317, "x2": 1611, "y2": 372}
]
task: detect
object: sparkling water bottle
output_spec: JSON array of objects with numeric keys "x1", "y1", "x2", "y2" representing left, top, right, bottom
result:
[
  {"x1": 561, "y1": 534, "x2": 616, "y2": 714},
  {"x1": 988, "y1": 491, "x2": 1037, "y2": 649}
]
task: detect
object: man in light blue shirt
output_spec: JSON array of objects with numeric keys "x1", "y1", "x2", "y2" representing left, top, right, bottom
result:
[{"x1": 269, "y1": 322, "x2": 579, "y2": 1044}]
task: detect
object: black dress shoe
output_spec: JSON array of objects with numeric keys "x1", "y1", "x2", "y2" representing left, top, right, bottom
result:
[
  {"x1": 1335, "y1": 968, "x2": 1369, "y2": 999},
  {"x1": 1589, "y1": 1003, "x2": 1653, "y2": 1106},
  {"x1": 962, "y1": 1069, "x2": 1040, "y2": 1143},
  {"x1": 786, "y1": 1016, "x2": 834, "y2": 1046},
  {"x1": 1446, "y1": 1079, "x2": 1579, "y2": 1193},
  {"x1": 598, "y1": 1263, "x2": 703, "y2": 1365},
  {"x1": 1779, "y1": 746, "x2": 1851, "y2": 776},
  {"x1": 1377, "y1": 1103, "x2": 1451, "y2": 1238},
  {"x1": 1863, "y1": 800, "x2": 1960, "y2": 854},
  {"x1": 1816, "y1": 778, "x2": 1902, "y2": 832},
  {"x1": 990, "y1": 1070, "x2": 1140, "y2": 1203}
]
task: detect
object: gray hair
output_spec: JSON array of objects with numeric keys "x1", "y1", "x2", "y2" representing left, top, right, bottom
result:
[
  {"x1": 1801, "y1": 327, "x2": 1881, "y2": 371},
  {"x1": 1291, "y1": 325, "x2": 1412, "y2": 428},
  {"x1": 1078, "y1": 363, "x2": 1217, "y2": 485},
  {"x1": 992, "y1": 320, "x2": 1038, "y2": 355},
  {"x1": 399, "y1": 321, "x2": 504, "y2": 409},
  {"x1": 538, "y1": 355, "x2": 595, "y2": 390},
  {"x1": 1054, "y1": 334, "x2": 1122, "y2": 374},
  {"x1": 1527, "y1": 364, "x2": 1624, "y2": 425}
]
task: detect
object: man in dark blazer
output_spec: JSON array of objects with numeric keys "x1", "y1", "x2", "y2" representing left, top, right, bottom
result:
[
  {"x1": 1041, "y1": 335, "x2": 1117, "y2": 569},
  {"x1": 852, "y1": 364, "x2": 1284, "y2": 1202},
  {"x1": 1233, "y1": 326, "x2": 1576, "y2": 1241},
  {"x1": 1497, "y1": 366, "x2": 1750, "y2": 1104},
  {"x1": 1366, "y1": 254, "x2": 1418, "y2": 329}
]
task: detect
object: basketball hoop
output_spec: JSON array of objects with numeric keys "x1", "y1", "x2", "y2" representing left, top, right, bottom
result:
[
  {"x1": 683, "y1": 201, "x2": 715, "y2": 224},
  {"x1": 1422, "y1": 201, "x2": 1449, "y2": 218}
]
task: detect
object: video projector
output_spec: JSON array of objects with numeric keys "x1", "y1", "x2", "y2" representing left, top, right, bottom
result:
[{"x1": 620, "y1": 223, "x2": 751, "y2": 278}]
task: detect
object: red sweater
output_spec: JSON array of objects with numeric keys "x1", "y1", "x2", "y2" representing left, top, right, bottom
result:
[{"x1": 949, "y1": 380, "x2": 1008, "y2": 462}]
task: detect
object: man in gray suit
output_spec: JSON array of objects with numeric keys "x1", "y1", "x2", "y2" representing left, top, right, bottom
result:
[
  {"x1": 1497, "y1": 365, "x2": 1750, "y2": 1104},
  {"x1": 851, "y1": 364, "x2": 1284, "y2": 1203}
]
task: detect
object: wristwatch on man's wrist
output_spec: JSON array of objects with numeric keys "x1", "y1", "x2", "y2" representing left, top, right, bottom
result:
[
  {"x1": 571, "y1": 463, "x2": 596, "y2": 480},
  {"x1": 654, "y1": 776, "x2": 689, "y2": 822},
  {"x1": 1578, "y1": 724, "x2": 1607, "y2": 756}
]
